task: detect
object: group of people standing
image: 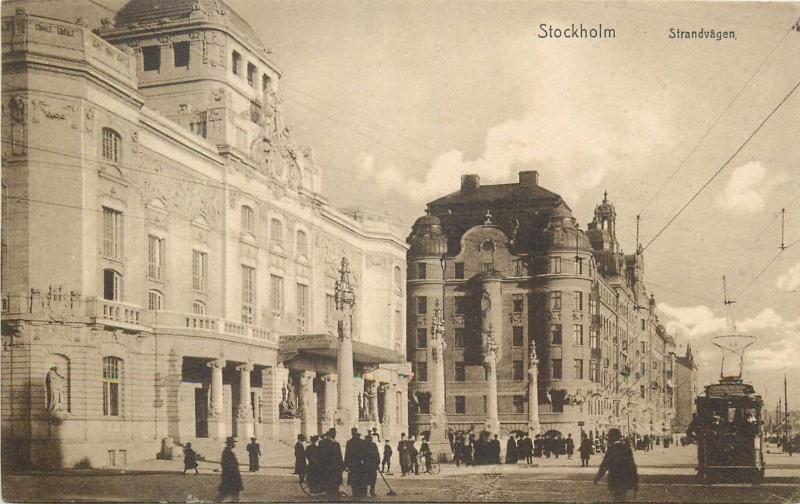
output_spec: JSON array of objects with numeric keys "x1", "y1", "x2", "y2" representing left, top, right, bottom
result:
[
  {"x1": 395, "y1": 433, "x2": 433, "y2": 475},
  {"x1": 451, "y1": 431, "x2": 503, "y2": 466}
]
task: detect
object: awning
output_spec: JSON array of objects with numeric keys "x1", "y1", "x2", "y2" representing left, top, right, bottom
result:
[{"x1": 278, "y1": 333, "x2": 405, "y2": 366}]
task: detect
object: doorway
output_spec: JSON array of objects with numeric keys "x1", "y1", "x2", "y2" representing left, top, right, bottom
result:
[{"x1": 195, "y1": 388, "x2": 208, "y2": 438}]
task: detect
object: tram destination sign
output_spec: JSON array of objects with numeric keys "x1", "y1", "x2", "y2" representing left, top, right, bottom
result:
[{"x1": 706, "y1": 382, "x2": 755, "y2": 397}]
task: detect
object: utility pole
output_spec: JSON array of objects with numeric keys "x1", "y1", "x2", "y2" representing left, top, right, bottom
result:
[
  {"x1": 785, "y1": 373, "x2": 790, "y2": 453},
  {"x1": 635, "y1": 215, "x2": 641, "y2": 251},
  {"x1": 780, "y1": 209, "x2": 787, "y2": 251}
]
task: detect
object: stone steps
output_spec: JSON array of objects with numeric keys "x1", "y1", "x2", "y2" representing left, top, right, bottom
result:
[{"x1": 175, "y1": 438, "x2": 295, "y2": 466}]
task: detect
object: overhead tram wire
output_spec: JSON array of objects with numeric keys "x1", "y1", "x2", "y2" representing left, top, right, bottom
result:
[
  {"x1": 641, "y1": 77, "x2": 800, "y2": 252},
  {"x1": 636, "y1": 25, "x2": 795, "y2": 215}
]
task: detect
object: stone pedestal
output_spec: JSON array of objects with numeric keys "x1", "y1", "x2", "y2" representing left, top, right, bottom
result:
[
  {"x1": 236, "y1": 363, "x2": 254, "y2": 439},
  {"x1": 207, "y1": 359, "x2": 226, "y2": 440},
  {"x1": 320, "y1": 374, "x2": 337, "y2": 432}
]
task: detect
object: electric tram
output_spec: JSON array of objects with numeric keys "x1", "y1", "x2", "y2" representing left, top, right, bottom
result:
[{"x1": 691, "y1": 334, "x2": 765, "y2": 484}]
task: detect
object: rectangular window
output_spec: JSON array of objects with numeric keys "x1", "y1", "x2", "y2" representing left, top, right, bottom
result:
[
  {"x1": 102, "y1": 207, "x2": 122, "y2": 259},
  {"x1": 249, "y1": 100, "x2": 262, "y2": 123},
  {"x1": 416, "y1": 328, "x2": 427, "y2": 348},
  {"x1": 454, "y1": 262, "x2": 464, "y2": 279},
  {"x1": 574, "y1": 359, "x2": 584, "y2": 379},
  {"x1": 512, "y1": 395, "x2": 524, "y2": 414},
  {"x1": 641, "y1": 319, "x2": 646, "y2": 331},
  {"x1": 416, "y1": 362, "x2": 428, "y2": 382},
  {"x1": 512, "y1": 294, "x2": 524, "y2": 313},
  {"x1": 147, "y1": 235, "x2": 165, "y2": 280},
  {"x1": 173, "y1": 41, "x2": 190, "y2": 68},
  {"x1": 514, "y1": 259, "x2": 526, "y2": 277},
  {"x1": 192, "y1": 300, "x2": 206, "y2": 316},
  {"x1": 247, "y1": 62, "x2": 256, "y2": 87},
  {"x1": 552, "y1": 359, "x2": 562, "y2": 379},
  {"x1": 296, "y1": 230, "x2": 308, "y2": 256},
  {"x1": 102, "y1": 357, "x2": 121, "y2": 417},
  {"x1": 591, "y1": 330, "x2": 599, "y2": 349},
  {"x1": 192, "y1": 250, "x2": 208, "y2": 291},
  {"x1": 574, "y1": 257, "x2": 583, "y2": 274},
  {"x1": 641, "y1": 341, "x2": 647, "y2": 353},
  {"x1": 326, "y1": 293, "x2": 335, "y2": 327},
  {"x1": 270, "y1": 218, "x2": 283, "y2": 243},
  {"x1": 419, "y1": 393, "x2": 430, "y2": 414},
  {"x1": 142, "y1": 46, "x2": 160, "y2": 71},
  {"x1": 550, "y1": 291, "x2": 562, "y2": 310},
  {"x1": 417, "y1": 262, "x2": 427, "y2": 279},
  {"x1": 270, "y1": 275, "x2": 283, "y2": 314},
  {"x1": 512, "y1": 326, "x2": 524, "y2": 347},
  {"x1": 103, "y1": 269, "x2": 121, "y2": 301},
  {"x1": 455, "y1": 362, "x2": 465, "y2": 382},
  {"x1": 148, "y1": 290, "x2": 163, "y2": 311},
  {"x1": 574, "y1": 291, "x2": 583, "y2": 310},
  {"x1": 513, "y1": 360, "x2": 524, "y2": 381},
  {"x1": 416, "y1": 296, "x2": 427, "y2": 315},
  {"x1": 550, "y1": 324, "x2": 562, "y2": 345},
  {"x1": 454, "y1": 328, "x2": 465, "y2": 348},
  {"x1": 232, "y1": 51, "x2": 242, "y2": 76},
  {"x1": 573, "y1": 324, "x2": 584, "y2": 345},
  {"x1": 550, "y1": 256, "x2": 562, "y2": 274},
  {"x1": 102, "y1": 128, "x2": 121, "y2": 163},
  {"x1": 454, "y1": 297, "x2": 466, "y2": 315},
  {"x1": 455, "y1": 395, "x2": 466, "y2": 414},
  {"x1": 296, "y1": 283, "x2": 308, "y2": 329},
  {"x1": 590, "y1": 360, "x2": 599, "y2": 382},
  {"x1": 483, "y1": 395, "x2": 488, "y2": 414},
  {"x1": 241, "y1": 265, "x2": 255, "y2": 324}
]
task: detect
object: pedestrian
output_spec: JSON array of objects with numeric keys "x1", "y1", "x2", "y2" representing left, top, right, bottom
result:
[
  {"x1": 566, "y1": 433, "x2": 575, "y2": 460},
  {"x1": 294, "y1": 434, "x2": 307, "y2": 483},
  {"x1": 246, "y1": 437, "x2": 261, "y2": 472},
  {"x1": 453, "y1": 435, "x2": 465, "y2": 467},
  {"x1": 305, "y1": 435, "x2": 321, "y2": 494},
  {"x1": 490, "y1": 434, "x2": 501, "y2": 464},
  {"x1": 466, "y1": 434, "x2": 475, "y2": 465},
  {"x1": 579, "y1": 433, "x2": 592, "y2": 467},
  {"x1": 381, "y1": 439, "x2": 393, "y2": 474},
  {"x1": 183, "y1": 442, "x2": 199, "y2": 474},
  {"x1": 533, "y1": 434, "x2": 543, "y2": 458},
  {"x1": 366, "y1": 435, "x2": 381, "y2": 497},
  {"x1": 522, "y1": 434, "x2": 533, "y2": 465},
  {"x1": 398, "y1": 433, "x2": 411, "y2": 476},
  {"x1": 320, "y1": 429, "x2": 344, "y2": 501},
  {"x1": 447, "y1": 428, "x2": 455, "y2": 452},
  {"x1": 216, "y1": 437, "x2": 243, "y2": 503},
  {"x1": 420, "y1": 436, "x2": 433, "y2": 473},
  {"x1": 474, "y1": 433, "x2": 486, "y2": 465},
  {"x1": 345, "y1": 428, "x2": 367, "y2": 498},
  {"x1": 543, "y1": 436, "x2": 551, "y2": 458},
  {"x1": 594, "y1": 428, "x2": 639, "y2": 502},
  {"x1": 409, "y1": 437, "x2": 419, "y2": 475},
  {"x1": 505, "y1": 434, "x2": 517, "y2": 464},
  {"x1": 371, "y1": 427, "x2": 381, "y2": 442}
]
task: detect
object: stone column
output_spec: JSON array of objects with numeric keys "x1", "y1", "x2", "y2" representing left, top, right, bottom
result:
[
  {"x1": 208, "y1": 359, "x2": 226, "y2": 440},
  {"x1": 481, "y1": 275, "x2": 502, "y2": 435},
  {"x1": 429, "y1": 299, "x2": 449, "y2": 456},
  {"x1": 298, "y1": 370, "x2": 317, "y2": 438},
  {"x1": 380, "y1": 383, "x2": 396, "y2": 441},
  {"x1": 236, "y1": 363, "x2": 254, "y2": 439},
  {"x1": 527, "y1": 343, "x2": 541, "y2": 436},
  {"x1": 335, "y1": 257, "x2": 357, "y2": 430},
  {"x1": 321, "y1": 374, "x2": 337, "y2": 432},
  {"x1": 367, "y1": 381, "x2": 380, "y2": 428}
]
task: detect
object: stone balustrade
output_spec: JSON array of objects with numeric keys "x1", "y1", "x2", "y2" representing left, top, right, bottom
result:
[{"x1": 86, "y1": 297, "x2": 142, "y2": 326}]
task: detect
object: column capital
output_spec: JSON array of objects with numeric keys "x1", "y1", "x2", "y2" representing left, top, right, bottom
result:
[
  {"x1": 379, "y1": 382, "x2": 394, "y2": 393},
  {"x1": 236, "y1": 362, "x2": 254, "y2": 373},
  {"x1": 321, "y1": 374, "x2": 337, "y2": 384},
  {"x1": 300, "y1": 370, "x2": 317, "y2": 382},
  {"x1": 208, "y1": 359, "x2": 226, "y2": 369}
]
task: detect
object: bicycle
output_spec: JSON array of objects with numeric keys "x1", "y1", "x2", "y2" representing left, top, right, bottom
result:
[{"x1": 417, "y1": 453, "x2": 441, "y2": 475}]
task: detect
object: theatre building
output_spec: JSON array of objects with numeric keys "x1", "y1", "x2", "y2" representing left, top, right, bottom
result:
[
  {"x1": 406, "y1": 172, "x2": 676, "y2": 443},
  {"x1": 1, "y1": 1, "x2": 409, "y2": 470}
]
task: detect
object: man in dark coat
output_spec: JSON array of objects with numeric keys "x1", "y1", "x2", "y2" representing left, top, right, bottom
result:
[
  {"x1": 294, "y1": 434, "x2": 307, "y2": 482},
  {"x1": 420, "y1": 437, "x2": 433, "y2": 473},
  {"x1": 580, "y1": 433, "x2": 593, "y2": 467},
  {"x1": 381, "y1": 439, "x2": 393, "y2": 474},
  {"x1": 398, "y1": 433, "x2": 410, "y2": 476},
  {"x1": 453, "y1": 435, "x2": 465, "y2": 467},
  {"x1": 594, "y1": 428, "x2": 639, "y2": 502},
  {"x1": 246, "y1": 437, "x2": 261, "y2": 472},
  {"x1": 409, "y1": 438, "x2": 420, "y2": 474},
  {"x1": 521, "y1": 434, "x2": 533, "y2": 465},
  {"x1": 466, "y1": 434, "x2": 475, "y2": 465},
  {"x1": 319, "y1": 429, "x2": 344, "y2": 500},
  {"x1": 305, "y1": 435, "x2": 321, "y2": 494},
  {"x1": 533, "y1": 434, "x2": 543, "y2": 458},
  {"x1": 216, "y1": 437, "x2": 243, "y2": 502},
  {"x1": 566, "y1": 434, "x2": 575, "y2": 460},
  {"x1": 505, "y1": 434, "x2": 518, "y2": 464},
  {"x1": 365, "y1": 435, "x2": 381, "y2": 496},
  {"x1": 183, "y1": 442, "x2": 199, "y2": 474},
  {"x1": 490, "y1": 434, "x2": 501, "y2": 464},
  {"x1": 345, "y1": 428, "x2": 367, "y2": 498}
]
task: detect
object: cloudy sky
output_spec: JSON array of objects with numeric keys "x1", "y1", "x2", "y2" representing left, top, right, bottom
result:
[
  {"x1": 237, "y1": 0, "x2": 800, "y2": 408},
  {"x1": 16, "y1": 0, "x2": 800, "y2": 407}
]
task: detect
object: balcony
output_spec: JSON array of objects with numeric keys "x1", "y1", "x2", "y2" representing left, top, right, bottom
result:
[
  {"x1": 144, "y1": 311, "x2": 276, "y2": 345},
  {"x1": 86, "y1": 298, "x2": 144, "y2": 329}
]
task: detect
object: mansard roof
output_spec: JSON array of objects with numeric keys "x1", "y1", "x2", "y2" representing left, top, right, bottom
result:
[
  {"x1": 116, "y1": 0, "x2": 267, "y2": 54},
  {"x1": 428, "y1": 182, "x2": 566, "y2": 210}
]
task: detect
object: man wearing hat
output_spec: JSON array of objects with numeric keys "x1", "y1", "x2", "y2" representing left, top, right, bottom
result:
[
  {"x1": 216, "y1": 437, "x2": 243, "y2": 502},
  {"x1": 345, "y1": 427, "x2": 368, "y2": 498},
  {"x1": 319, "y1": 428, "x2": 344, "y2": 500},
  {"x1": 246, "y1": 437, "x2": 261, "y2": 472},
  {"x1": 294, "y1": 434, "x2": 307, "y2": 483}
]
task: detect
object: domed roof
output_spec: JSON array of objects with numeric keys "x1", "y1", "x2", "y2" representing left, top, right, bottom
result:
[
  {"x1": 115, "y1": 0, "x2": 268, "y2": 55},
  {"x1": 407, "y1": 212, "x2": 447, "y2": 257},
  {"x1": 595, "y1": 190, "x2": 616, "y2": 215},
  {"x1": 542, "y1": 211, "x2": 592, "y2": 251}
]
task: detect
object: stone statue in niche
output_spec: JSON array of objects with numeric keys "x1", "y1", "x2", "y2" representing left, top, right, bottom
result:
[
  {"x1": 279, "y1": 381, "x2": 297, "y2": 419},
  {"x1": 46, "y1": 366, "x2": 65, "y2": 412}
]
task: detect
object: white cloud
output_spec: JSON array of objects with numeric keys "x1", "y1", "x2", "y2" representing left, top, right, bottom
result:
[
  {"x1": 656, "y1": 303, "x2": 728, "y2": 338},
  {"x1": 776, "y1": 262, "x2": 800, "y2": 292},
  {"x1": 716, "y1": 161, "x2": 787, "y2": 214}
]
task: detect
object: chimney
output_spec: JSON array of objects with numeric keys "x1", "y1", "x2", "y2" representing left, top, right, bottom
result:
[
  {"x1": 461, "y1": 174, "x2": 480, "y2": 193},
  {"x1": 519, "y1": 170, "x2": 539, "y2": 188}
]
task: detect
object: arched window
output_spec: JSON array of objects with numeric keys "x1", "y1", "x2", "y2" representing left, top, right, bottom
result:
[
  {"x1": 102, "y1": 357, "x2": 123, "y2": 417},
  {"x1": 102, "y1": 128, "x2": 121, "y2": 163},
  {"x1": 148, "y1": 290, "x2": 164, "y2": 311},
  {"x1": 296, "y1": 229, "x2": 308, "y2": 256},
  {"x1": 270, "y1": 218, "x2": 283, "y2": 243},
  {"x1": 192, "y1": 300, "x2": 206, "y2": 316},
  {"x1": 241, "y1": 205, "x2": 254, "y2": 233},
  {"x1": 103, "y1": 269, "x2": 122, "y2": 301}
]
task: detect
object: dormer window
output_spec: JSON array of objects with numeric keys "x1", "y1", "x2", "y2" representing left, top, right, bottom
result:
[
  {"x1": 143, "y1": 46, "x2": 160, "y2": 71},
  {"x1": 232, "y1": 51, "x2": 242, "y2": 77},
  {"x1": 247, "y1": 63, "x2": 256, "y2": 87},
  {"x1": 173, "y1": 42, "x2": 190, "y2": 68}
]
